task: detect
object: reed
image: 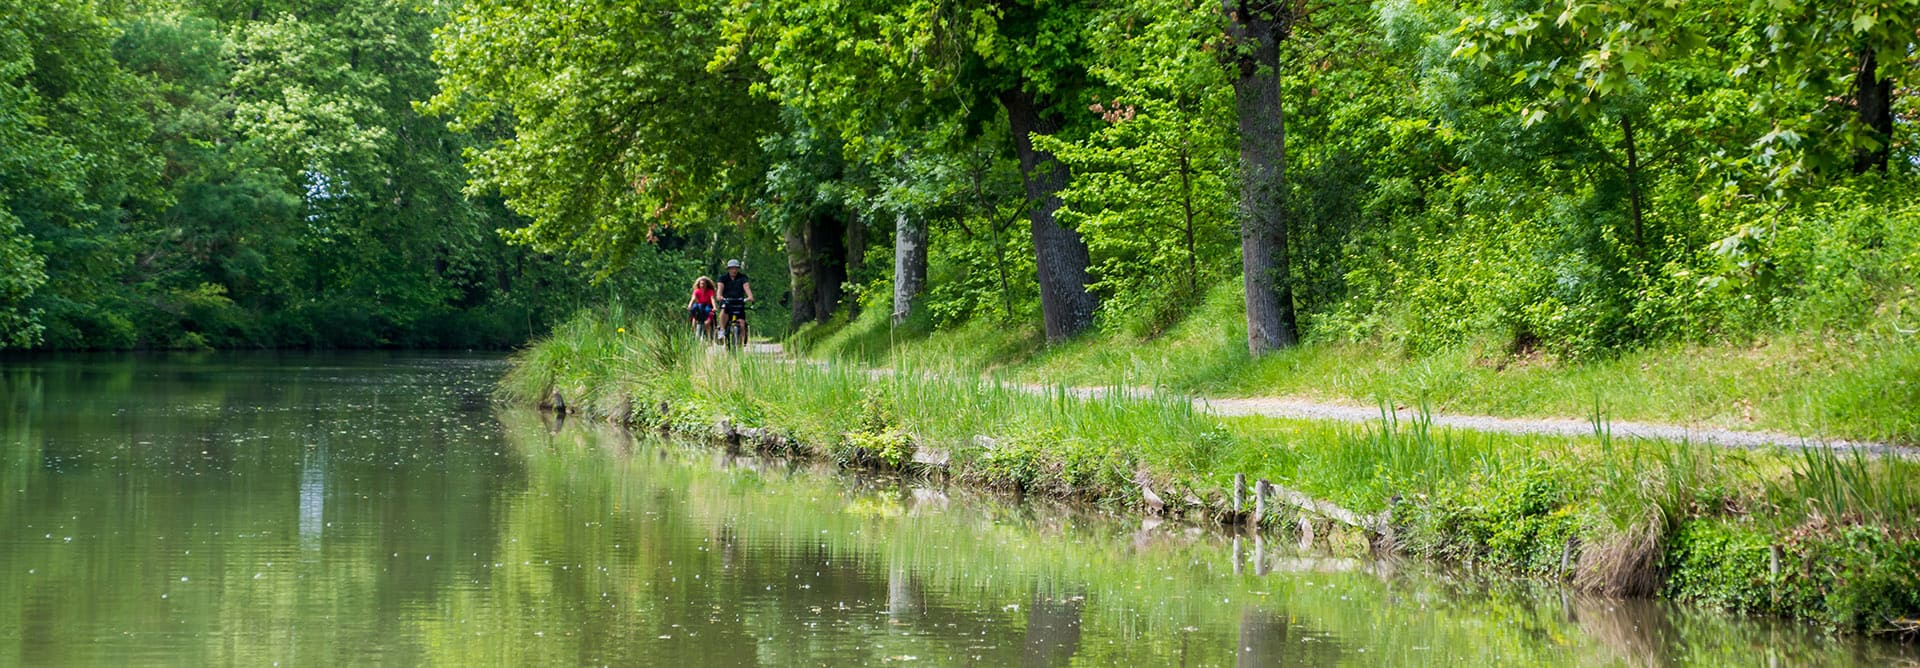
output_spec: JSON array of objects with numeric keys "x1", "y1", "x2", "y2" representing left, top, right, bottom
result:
[{"x1": 503, "y1": 309, "x2": 1920, "y2": 632}]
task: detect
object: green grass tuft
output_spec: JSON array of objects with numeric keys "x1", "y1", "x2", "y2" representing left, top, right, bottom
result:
[{"x1": 505, "y1": 309, "x2": 1920, "y2": 632}]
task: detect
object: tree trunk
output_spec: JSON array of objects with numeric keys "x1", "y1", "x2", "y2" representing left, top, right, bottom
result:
[
  {"x1": 845, "y1": 211, "x2": 866, "y2": 320},
  {"x1": 891, "y1": 211, "x2": 928, "y2": 326},
  {"x1": 808, "y1": 212, "x2": 847, "y2": 323},
  {"x1": 785, "y1": 223, "x2": 816, "y2": 328},
  {"x1": 1621, "y1": 115, "x2": 1647, "y2": 256},
  {"x1": 1853, "y1": 46, "x2": 1893, "y2": 174},
  {"x1": 1225, "y1": 0, "x2": 1299, "y2": 354},
  {"x1": 999, "y1": 86, "x2": 1099, "y2": 342},
  {"x1": 1178, "y1": 143, "x2": 1199, "y2": 294}
]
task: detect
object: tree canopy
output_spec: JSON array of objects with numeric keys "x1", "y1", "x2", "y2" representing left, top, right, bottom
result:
[{"x1": 4, "y1": 0, "x2": 1914, "y2": 356}]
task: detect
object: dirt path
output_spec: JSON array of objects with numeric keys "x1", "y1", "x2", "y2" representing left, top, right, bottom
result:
[
  {"x1": 755, "y1": 343, "x2": 1911, "y2": 455},
  {"x1": 1200, "y1": 397, "x2": 1910, "y2": 453}
]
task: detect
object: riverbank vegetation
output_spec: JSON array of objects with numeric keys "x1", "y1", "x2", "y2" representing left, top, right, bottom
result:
[
  {"x1": 485, "y1": 410, "x2": 1914, "y2": 665},
  {"x1": 10, "y1": 0, "x2": 1916, "y2": 435},
  {"x1": 426, "y1": 0, "x2": 1917, "y2": 439},
  {"x1": 503, "y1": 313, "x2": 1920, "y2": 633},
  {"x1": 793, "y1": 278, "x2": 1920, "y2": 444}
]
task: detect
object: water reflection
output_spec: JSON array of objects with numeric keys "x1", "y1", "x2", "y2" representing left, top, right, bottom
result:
[
  {"x1": 1, "y1": 353, "x2": 1916, "y2": 666},
  {"x1": 1237, "y1": 607, "x2": 1342, "y2": 668},
  {"x1": 1021, "y1": 585, "x2": 1085, "y2": 666},
  {"x1": 299, "y1": 444, "x2": 326, "y2": 553}
]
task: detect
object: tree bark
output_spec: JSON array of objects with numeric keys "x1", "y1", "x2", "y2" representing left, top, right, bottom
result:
[
  {"x1": 891, "y1": 211, "x2": 928, "y2": 326},
  {"x1": 785, "y1": 223, "x2": 816, "y2": 328},
  {"x1": 999, "y1": 86, "x2": 1099, "y2": 342},
  {"x1": 845, "y1": 211, "x2": 866, "y2": 320},
  {"x1": 1853, "y1": 46, "x2": 1893, "y2": 174},
  {"x1": 808, "y1": 212, "x2": 847, "y2": 323},
  {"x1": 1177, "y1": 143, "x2": 1199, "y2": 294},
  {"x1": 1621, "y1": 115, "x2": 1647, "y2": 256},
  {"x1": 1225, "y1": 0, "x2": 1299, "y2": 354}
]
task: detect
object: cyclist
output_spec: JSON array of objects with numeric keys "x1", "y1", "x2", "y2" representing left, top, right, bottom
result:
[
  {"x1": 715, "y1": 259, "x2": 754, "y2": 346},
  {"x1": 687, "y1": 275, "x2": 717, "y2": 340}
]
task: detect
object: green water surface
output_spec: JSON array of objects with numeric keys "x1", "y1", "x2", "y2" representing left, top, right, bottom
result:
[{"x1": 2, "y1": 353, "x2": 1914, "y2": 666}]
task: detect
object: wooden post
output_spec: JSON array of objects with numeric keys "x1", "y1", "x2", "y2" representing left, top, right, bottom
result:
[
  {"x1": 719, "y1": 419, "x2": 741, "y2": 453},
  {"x1": 1253, "y1": 479, "x2": 1270, "y2": 527},
  {"x1": 1139, "y1": 481, "x2": 1165, "y2": 516},
  {"x1": 1232, "y1": 473, "x2": 1247, "y2": 525},
  {"x1": 1296, "y1": 516, "x2": 1315, "y2": 550},
  {"x1": 1769, "y1": 544, "x2": 1783, "y2": 607}
]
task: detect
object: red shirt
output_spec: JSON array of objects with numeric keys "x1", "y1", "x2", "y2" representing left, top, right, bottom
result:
[{"x1": 692, "y1": 287, "x2": 715, "y2": 306}]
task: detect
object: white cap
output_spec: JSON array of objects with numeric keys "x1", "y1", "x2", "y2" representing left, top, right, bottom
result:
[{"x1": 726, "y1": 259, "x2": 742, "y2": 269}]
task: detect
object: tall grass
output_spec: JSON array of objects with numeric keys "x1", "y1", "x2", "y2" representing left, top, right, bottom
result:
[
  {"x1": 511, "y1": 311, "x2": 1917, "y2": 530},
  {"x1": 1779, "y1": 446, "x2": 1920, "y2": 525},
  {"x1": 504, "y1": 309, "x2": 1920, "y2": 631},
  {"x1": 492, "y1": 412, "x2": 1908, "y2": 667},
  {"x1": 793, "y1": 281, "x2": 1920, "y2": 445}
]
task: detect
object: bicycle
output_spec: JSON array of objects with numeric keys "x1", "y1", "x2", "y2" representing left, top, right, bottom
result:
[
  {"x1": 689, "y1": 303, "x2": 718, "y2": 343},
  {"x1": 717, "y1": 297, "x2": 751, "y2": 351}
]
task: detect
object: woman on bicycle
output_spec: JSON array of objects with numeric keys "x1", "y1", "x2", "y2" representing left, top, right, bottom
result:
[{"x1": 687, "y1": 276, "x2": 717, "y2": 337}]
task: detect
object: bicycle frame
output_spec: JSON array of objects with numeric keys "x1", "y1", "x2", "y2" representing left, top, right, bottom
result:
[{"x1": 717, "y1": 298, "x2": 750, "y2": 350}]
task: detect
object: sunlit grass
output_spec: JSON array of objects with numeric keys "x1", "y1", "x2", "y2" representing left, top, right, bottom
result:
[
  {"x1": 508, "y1": 311, "x2": 1920, "y2": 528},
  {"x1": 795, "y1": 282, "x2": 1920, "y2": 445},
  {"x1": 504, "y1": 310, "x2": 1920, "y2": 631},
  {"x1": 484, "y1": 410, "x2": 1907, "y2": 666}
]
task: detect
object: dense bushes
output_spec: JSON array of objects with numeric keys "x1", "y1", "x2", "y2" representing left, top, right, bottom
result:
[{"x1": 1668, "y1": 520, "x2": 1920, "y2": 632}]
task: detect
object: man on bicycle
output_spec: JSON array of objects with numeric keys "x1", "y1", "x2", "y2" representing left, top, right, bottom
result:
[{"x1": 716, "y1": 259, "x2": 754, "y2": 343}]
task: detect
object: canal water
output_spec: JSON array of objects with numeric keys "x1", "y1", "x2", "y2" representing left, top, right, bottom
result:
[{"x1": 2, "y1": 353, "x2": 1914, "y2": 666}]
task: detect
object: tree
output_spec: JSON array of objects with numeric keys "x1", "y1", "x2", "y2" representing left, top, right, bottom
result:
[
  {"x1": 431, "y1": 0, "x2": 775, "y2": 273},
  {"x1": 1222, "y1": 0, "x2": 1302, "y2": 352},
  {"x1": 724, "y1": 0, "x2": 1104, "y2": 342},
  {"x1": 0, "y1": 0, "x2": 164, "y2": 348},
  {"x1": 1741, "y1": 0, "x2": 1920, "y2": 174},
  {"x1": 0, "y1": 0, "x2": 623, "y2": 350},
  {"x1": 1039, "y1": 0, "x2": 1237, "y2": 333},
  {"x1": 0, "y1": 4, "x2": 58, "y2": 347},
  {"x1": 759, "y1": 111, "x2": 864, "y2": 327}
]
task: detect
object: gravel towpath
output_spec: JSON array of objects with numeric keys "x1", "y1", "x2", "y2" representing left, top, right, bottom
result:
[
  {"x1": 1200, "y1": 397, "x2": 1907, "y2": 454},
  {"x1": 757, "y1": 343, "x2": 1911, "y2": 456}
]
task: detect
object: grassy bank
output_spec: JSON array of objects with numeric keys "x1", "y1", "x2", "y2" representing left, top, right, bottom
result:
[
  {"x1": 792, "y1": 281, "x2": 1920, "y2": 445},
  {"x1": 503, "y1": 308, "x2": 1920, "y2": 634},
  {"x1": 488, "y1": 411, "x2": 1914, "y2": 666}
]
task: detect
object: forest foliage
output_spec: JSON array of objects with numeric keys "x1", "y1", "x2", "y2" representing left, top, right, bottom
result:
[
  {"x1": 5, "y1": 0, "x2": 1916, "y2": 357},
  {"x1": 431, "y1": 0, "x2": 1918, "y2": 359},
  {"x1": 0, "y1": 0, "x2": 664, "y2": 350}
]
